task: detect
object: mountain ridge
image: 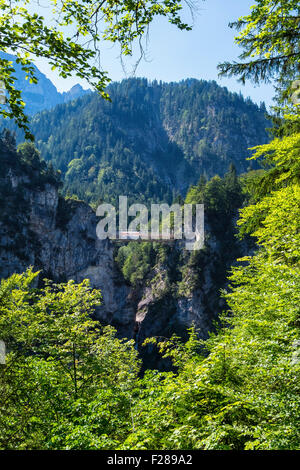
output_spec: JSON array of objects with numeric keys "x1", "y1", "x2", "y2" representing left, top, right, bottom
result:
[
  {"x1": 0, "y1": 52, "x2": 90, "y2": 115},
  {"x1": 29, "y1": 77, "x2": 269, "y2": 205}
]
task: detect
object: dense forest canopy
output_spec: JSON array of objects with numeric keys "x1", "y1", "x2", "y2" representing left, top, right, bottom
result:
[{"x1": 27, "y1": 78, "x2": 269, "y2": 206}]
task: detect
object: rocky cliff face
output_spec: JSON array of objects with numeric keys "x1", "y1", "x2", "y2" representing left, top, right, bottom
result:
[
  {"x1": 131, "y1": 222, "x2": 250, "y2": 368},
  {"x1": 0, "y1": 139, "x2": 250, "y2": 366},
  {"x1": 30, "y1": 189, "x2": 136, "y2": 338},
  {"x1": 0, "y1": 140, "x2": 136, "y2": 338}
]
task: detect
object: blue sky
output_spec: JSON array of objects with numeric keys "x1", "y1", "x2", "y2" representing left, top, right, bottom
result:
[{"x1": 36, "y1": 0, "x2": 275, "y2": 107}]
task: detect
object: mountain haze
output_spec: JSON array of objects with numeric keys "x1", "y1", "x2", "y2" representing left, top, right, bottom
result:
[{"x1": 0, "y1": 52, "x2": 89, "y2": 115}]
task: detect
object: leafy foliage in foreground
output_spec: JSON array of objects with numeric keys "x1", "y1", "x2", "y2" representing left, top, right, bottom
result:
[
  {"x1": 0, "y1": 128, "x2": 299, "y2": 449},
  {"x1": 218, "y1": 0, "x2": 300, "y2": 85},
  {"x1": 132, "y1": 193, "x2": 300, "y2": 449},
  {"x1": 119, "y1": 125, "x2": 300, "y2": 450},
  {"x1": 0, "y1": 0, "x2": 299, "y2": 451},
  {"x1": 0, "y1": 272, "x2": 139, "y2": 449},
  {"x1": 0, "y1": 0, "x2": 192, "y2": 138}
]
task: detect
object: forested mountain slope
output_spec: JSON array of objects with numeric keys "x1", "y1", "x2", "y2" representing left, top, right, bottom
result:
[
  {"x1": 30, "y1": 78, "x2": 269, "y2": 205},
  {"x1": 0, "y1": 131, "x2": 253, "y2": 370}
]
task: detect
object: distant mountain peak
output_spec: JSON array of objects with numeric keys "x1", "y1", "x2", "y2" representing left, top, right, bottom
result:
[
  {"x1": 69, "y1": 84, "x2": 85, "y2": 93},
  {"x1": 0, "y1": 52, "x2": 89, "y2": 114},
  {"x1": 61, "y1": 84, "x2": 90, "y2": 102}
]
